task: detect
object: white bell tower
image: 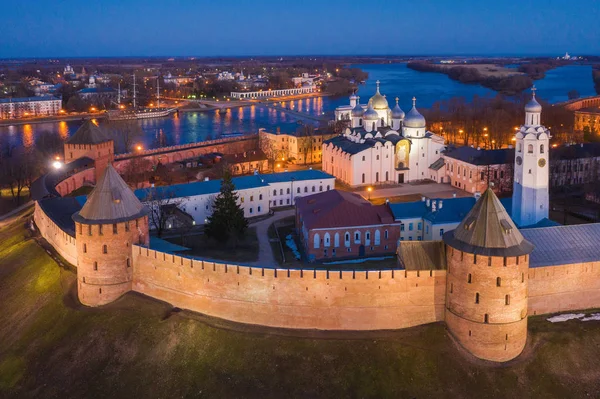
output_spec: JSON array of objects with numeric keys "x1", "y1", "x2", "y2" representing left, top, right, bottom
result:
[{"x1": 512, "y1": 86, "x2": 551, "y2": 227}]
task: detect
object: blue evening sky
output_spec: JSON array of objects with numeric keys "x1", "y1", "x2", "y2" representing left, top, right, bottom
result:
[{"x1": 1, "y1": 0, "x2": 598, "y2": 58}]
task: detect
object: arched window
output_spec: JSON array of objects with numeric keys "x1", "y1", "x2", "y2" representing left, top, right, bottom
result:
[
  {"x1": 344, "y1": 232, "x2": 350, "y2": 247},
  {"x1": 286, "y1": 188, "x2": 290, "y2": 194},
  {"x1": 312, "y1": 186, "x2": 315, "y2": 192},
  {"x1": 365, "y1": 231, "x2": 371, "y2": 245},
  {"x1": 297, "y1": 187, "x2": 300, "y2": 193},
  {"x1": 354, "y1": 231, "x2": 361, "y2": 243},
  {"x1": 517, "y1": 143, "x2": 522, "y2": 153},
  {"x1": 375, "y1": 172, "x2": 379, "y2": 182},
  {"x1": 540, "y1": 144, "x2": 544, "y2": 154},
  {"x1": 304, "y1": 186, "x2": 308, "y2": 193},
  {"x1": 497, "y1": 277, "x2": 501, "y2": 287},
  {"x1": 359, "y1": 118, "x2": 362, "y2": 126},
  {"x1": 324, "y1": 233, "x2": 331, "y2": 247},
  {"x1": 319, "y1": 185, "x2": 323, "y2": 192},
  {"x1": 273, "y1": 189, "x2": 277, "y2": 196},
  {"x1": 505, "y1": 295, "x2": 510, "y2": 305},
  {"x1": 528, "y1": 144, "x2": 533, "y2": 153},
  {"x1": 326, "y1": 185, "x2": 330, "y2": 190},
  {"x1": 475, "y1": 292, "x2": 480, "y2": 304},
  {"x1": 372, "y1": 122, "x2": 376, "y2": 130},
  {"x1": 384, "y1": 230, "x2": 388, "y2": 239},
  {"x1": 93, "y1": 261, "x2": 98, "y2": 271},
  {"x1": 362, "y1": 173, "x2": 365, "y2": 183},
  {"x1": 334, "y1": 233, "x2": 340, "y2": 247},
  {"x1": 102, "y1": 245, "x2": 107, "y2": 254},
  {"x1": 374, "y1": 230, "x2": 381, "y2": 245},
  {"x1": 313, "y1": 234, "x2": 320, "y2": 249}
]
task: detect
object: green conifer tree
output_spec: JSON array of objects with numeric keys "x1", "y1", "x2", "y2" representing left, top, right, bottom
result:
[{"x1": 205, "y1": 171, "x2": 248, "y2": 245}]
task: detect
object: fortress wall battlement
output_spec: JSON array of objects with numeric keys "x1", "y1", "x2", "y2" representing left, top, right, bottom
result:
[
  {"x1": 132, "y1": 245, "x2": 447, "y2": 331},
  {"x1": 55, "y1": 168, "x2": 95, "y2": 197},
  {"x1": 528, "y1": 262, "x2": 600, "y2": 316},
  {"x1": 34, "y1": 203, "x2": 78, "y2": 265}
]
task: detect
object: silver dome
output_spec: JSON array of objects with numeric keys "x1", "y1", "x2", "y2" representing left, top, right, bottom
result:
[
  {"x1": 403, "y1": 97, "x2": 426, "y2": 128},
  {"x1": 525, "y1": 86, "x2": 542, "y2": 113},
  {"x1": 351, "y1": 97, "x2": 364, "y2": 117},
  {"x1": 391, "y1": 97, "x2": 405, "y2": 119},
  {"x1": 364, "y1": 100, "x2": 379, "y2": 120}
]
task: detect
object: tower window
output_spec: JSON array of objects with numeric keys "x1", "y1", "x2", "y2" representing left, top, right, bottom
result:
[
  {"x1": 540, "y1": 144, "x2": 544, "y2": 154},
  {"x1": 528, "y1": 144, "x2": 533, "y2": 153},
  {"x1": 450, "y1": 283, "x2": 453, "y2": 293},
  {"x1": 468, "y1": 273, "x2": 472, "y2": 283},
  {"x1": 497, "y1": 277, "x2": 501, "y2": 287},
  {"x1": 113, "y1": 224, "x2": 117, "y2": 234},
  {"x1": 505, "y1": 295, "x2": 510, "y2": 305},
  {"x1": 475, "y1": 293, "x2": 480, "y2": 304},
  {"x1": 83, "y1": 244, "x2": 87, "y2": 253},
  {"x1": 93, "y1": 262, "x2": 98, "y2": 271},
  {"x1": 102, "y1": 245, "x2": 107, "y2": 254},
  {"x1": 98, "y1": 225, "x2": 103, "y2": 235},
  {"x1": 484, "y1": 314, "x2": 489, "y2": 323}
]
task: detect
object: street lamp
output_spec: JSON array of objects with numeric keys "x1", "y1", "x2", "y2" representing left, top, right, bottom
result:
[
  {"x1": 367, "y1": 186, "x2": 372, "y2": 200},
  {"x1": 52, "y1": 160, "x2": 63, "y2": 170}
]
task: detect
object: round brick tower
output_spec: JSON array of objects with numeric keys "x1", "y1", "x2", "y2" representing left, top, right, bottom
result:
[
  {"x1": 443, "y1": 188, "x2": 534, "y2": 362},
  {"x1": 73, "y1": 163, "x2": 149, "y2": 306}
]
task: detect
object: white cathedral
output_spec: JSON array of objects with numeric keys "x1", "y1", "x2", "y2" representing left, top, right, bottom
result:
[{"x1": 323, "y1": 82, "x2": 446, "y2": 186}]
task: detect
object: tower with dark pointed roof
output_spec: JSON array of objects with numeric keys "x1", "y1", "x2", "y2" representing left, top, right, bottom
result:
[
  {"x1": 64, "y1": 119, "x2": 115, "y2": 183},
  {"x1": 443, "y1": 188, "x2": 534, "y2": 362},
  {"x1": 72, "y1": 163, "x2": 149, "y2": 306}
]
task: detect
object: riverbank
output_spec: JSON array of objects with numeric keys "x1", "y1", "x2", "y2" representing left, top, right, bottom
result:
[
  {"x1": 0, "y1": 112, "x2": 105, "y2": 127},
  {"x1": 407, "y1": 61, "x2": 534, "y2": 95}
]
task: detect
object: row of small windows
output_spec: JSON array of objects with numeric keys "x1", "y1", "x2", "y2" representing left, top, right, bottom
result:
[
  {"x1": 272, "y1": 185, "x2": 331, "y2": 196},
  {"x1": 314, "y1": 230, "x2": 388, "y2": 249},
  {"x1": 517, "y1": 143, "x2": 544, "y2": 154},
  {"x1": 91, "y1": 258, "x2": 131, "y2": 271}
]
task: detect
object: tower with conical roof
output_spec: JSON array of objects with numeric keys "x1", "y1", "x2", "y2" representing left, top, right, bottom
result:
[
  {"x1": 64, "y1": 119, "x2": 115, "y2": 182},
  {"x1": 443, "y1": 188, "x2": 534, "y2": 362},
  {"x1": 512, "y1": 86, "x2": 551, "y2": 227},
  {"x1": 72, "y1": 163, "x2": 149, "y2": 306}
]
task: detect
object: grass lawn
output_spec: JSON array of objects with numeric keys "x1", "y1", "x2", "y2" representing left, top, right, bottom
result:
[
  {"x1": 66, "y1": 185, "x2": 94, "y2": 197},
  {"x1": 165, "y1": 227, "x2": 259, "y2": 263},
  {"x1": 2, "y1": 213, "x2": 600, "y2": 398},
  {"x1": 0, "y1": 188, "x2": 30, "y2": 215}
]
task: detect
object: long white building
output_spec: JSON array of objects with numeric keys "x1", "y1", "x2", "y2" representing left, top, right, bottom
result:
[
  {"x1": 324, "y1": 83, "x2": 445, "y2": 186},
  {"x1": 0, "y1": 96, "x2": 62, "y2": 119},
  {"x1": 135, "y1": 170, "x2": 335, "y2": 227}
]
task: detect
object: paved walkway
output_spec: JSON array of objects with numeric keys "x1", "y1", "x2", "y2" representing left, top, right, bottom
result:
[
  {"x1": 249, "y1": 209, "x2": 295, "y2": 267},
  {"x1": 0, "y1": 201, "x2": 33, "y2": 228},
  {"x1": 356, "y1": 183, "x2": 470, "y2": 200}
]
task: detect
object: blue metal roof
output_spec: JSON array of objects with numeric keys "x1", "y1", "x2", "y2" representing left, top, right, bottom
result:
[
  {"x1": 521, "y1": 223, "x2": 600, "y2": 268},
  {"x1": 134, "y1": 175, "x2": 269, "y2": 201},
  {"x1": 424, "y1": 197, "x2": 476, "y2": 224},
  {"x1": 389, "y1": 201, "x2": 429, "y2": 220},
  {"x1": 259, "y1": 169, "x2": 334, "y2": 184},
  {"x1": 0, "y1": 95, "x2": 60, "y2": 104}
]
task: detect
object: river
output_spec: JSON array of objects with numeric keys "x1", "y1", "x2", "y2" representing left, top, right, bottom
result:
[{"x1": 1, "y1": 63, "x2": 596, "y2": 152}]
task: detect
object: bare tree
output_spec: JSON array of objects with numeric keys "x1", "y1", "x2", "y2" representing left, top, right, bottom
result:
[
  {"x1": 122, "y1": 157, "x2": 154, "y2": 188},
  {"x1": 141, "y1": 187, "x2": 187, "y2": 238},
  {"x1": 106, "y1": 120, "x2": 144, "y2": 153},
  {"x1": 259, "y1": 137, "x2": 281, "y2": 171}
]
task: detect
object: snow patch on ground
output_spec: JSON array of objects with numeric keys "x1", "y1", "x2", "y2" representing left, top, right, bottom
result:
[
  {"x1": 582, "y1": 313, "x2": 600, "y2": 322},
  {"x1": 323, "y1": 256, "x2": 394, "y2": 265},
  {"x1": 546, "y1": 313, "x2": 600, "y2": 323},
  {"x1": 547, "y1": 314, "x2": 585, "y2": 323}
]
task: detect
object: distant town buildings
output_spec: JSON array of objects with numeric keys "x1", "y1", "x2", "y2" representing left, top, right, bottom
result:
[
  {"x1": 0, "y1": 96, "x2": 62, "y2": 119},
  {"x1": 259, "y1": 128, "x2": 337, "y2": 165}
]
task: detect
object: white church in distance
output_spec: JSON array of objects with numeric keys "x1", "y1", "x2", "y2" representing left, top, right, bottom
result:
[{"x1": 323, "y1": 82, "x2": 446, "y2": 186}]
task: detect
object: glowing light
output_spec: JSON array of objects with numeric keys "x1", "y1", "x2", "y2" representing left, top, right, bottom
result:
[
  {"x1": 52, "y1": 161, "x2": 63, "y2": 169},
  {"x1": 136, "y1": 145, "x2": 143, "y2": 151},
  {"x1": 119, "y1": 104, "x2": 125, "y2": 109},
  {"x1": 59, "y1": 109, "x2": 66, "y2": 114},
  {"x1": 90, "y1": 107, "x2": 96, "y2": 112}
]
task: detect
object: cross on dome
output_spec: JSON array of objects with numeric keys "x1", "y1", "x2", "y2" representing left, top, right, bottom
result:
[
  {"x1": 531, "y1": 85, "x2": 537, "y2": 97},
  {"x1": 412, "y1": 97, "x2": 417, "y2": 107}
]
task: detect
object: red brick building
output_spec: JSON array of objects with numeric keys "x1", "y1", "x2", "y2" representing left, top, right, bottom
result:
[{"x1": 295, "y1": 190, "x2": 400, "y2": 261}]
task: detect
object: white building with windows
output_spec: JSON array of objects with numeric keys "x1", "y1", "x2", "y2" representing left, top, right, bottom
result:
[
  {"x1": 324, "y1": 83, "x2": 445, "y2": 186},
  {"x1": 135, "y1": 170, "x2": 335, "y2": 227}
]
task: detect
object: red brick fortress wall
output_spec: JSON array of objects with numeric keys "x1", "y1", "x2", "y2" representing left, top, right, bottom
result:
[{"x1": 132, "y1": 246, "x2": 447, "y2": 331}]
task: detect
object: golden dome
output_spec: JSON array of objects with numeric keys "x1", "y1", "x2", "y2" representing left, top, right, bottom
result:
[{"x1": 369, "y1": 80, "x2": 389, "y2": 110}]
